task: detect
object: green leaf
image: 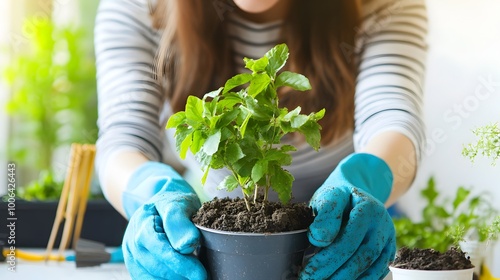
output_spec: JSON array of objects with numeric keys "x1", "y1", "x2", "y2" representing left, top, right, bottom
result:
[
  {"x1": 220, "y1": 126, "x2": 234, "y2": 142},
  {"x1": 179, "y1": 132, "x2": 193, "y2": 159},
  {"x1": 435, "y1": 206, "x2": 451, "y2": 218},
  {"x1": 240, "y1": 111, "x2": 252, "y2": 138},
  {"x1": 314, "y1": 108, "x2": 326, "y2": 120},
  {"x1": 244, "y1": 95, "x2": 273, "y2": 120},
  {"x1": 194, "y1": 150, "x2": 212, "y2": 170},
  {"x1": 270, "y1": 165, "x2": 294, "y2": 204},
  {"x1": 252, "y1": 159, "x2": 268, "y2": 183},
  {"x1": 248, "y1": 73, "x2": 271, "y2": 97},
  {"x1": 265, "y1": 43, "x2": 289, "y2": 77},
  {"x1": 239, "y1": 176, "x2": 252, "y2": 191},
  {"x1": 226, "y1": 143, "x2": 245, "y2": 162},
  {"x1": 218, "y1": 92, "x2": 243, "y2": 109},
  {"x1": 253, "y1": 56, "x2": 269, "y2": 72},
  {"x1": 208, "y1": 115, "x2": 221, "y2": 129},
  {"x1": 223, "y1": 73, "x2": 252, "y2": 93},
  {"x1": 266, "y1": 148, "x2": 293, "y2": 165},
  {"x1": 217, "y1": 175, "x2": 239, "y2": 192},
  {"x1": 455, "y1": 213, "x2": 471, "y2": 225},
  {"x1": 275, "y1": 71, "x2": 312, "y2": 91},
  {"x1": 173, "y1": 126, "x2": 192, "y2": 153},
  {"x1": 204, "y1": 87, "x2": 222, "y2": 99},
  {"x1": 283, "y1": 107, "x2": 300, "y2": 121},
  {"x1": 421, "y1": 177, "x2": 438, "y2": 204},
  {"x1": 208, "y1": 153, "x2": 224, "y2": 170},
  {"x1": 280, "y1": 145, "x2": 297, "y2": 153},
  {"x1": 291, "y1": 115, "x2": 308, "y2": 129},
  {"x1": 452, "y1": 187, "x2": 470, "y2": 210},
  {"x1": 202, "y1": 130, "x2": 221, "y2": 156},
  {"x1": 234, "y1": 160, "x2": 254, "y2": 178},
  {"x1": 246, "y1": 56, "x2": 269, "y2": 73},
  {"x1": 298, "y1": 121, "x2": 322, "y2": 151},
  {"x1": 280, "y1": 120, "x2": 293, "y2": 134},
  {"x1": 216, "y1": 109, "x2": 239, "y2": 129},
  {"x1": 190, "y1": 130, "x2": 204, "y2": 155},
  {"x1": 201, "y1": 168, "x2": 210, "y2": 185},
  {"x1": 469, "y1": 197, "x2": 481, "y2": 209},
  {"x1": 185, "y1": 96, "x2": 204, "y2": 123},
  {"x1": 166, "y1": 111, "x2": 186, "y2": 129},
  {"x1": 204, "y1": 96, "x2": 219, "y2": 119},
  {"x1": 244, "y1": 57, "x2": 255, "y2": 71}
]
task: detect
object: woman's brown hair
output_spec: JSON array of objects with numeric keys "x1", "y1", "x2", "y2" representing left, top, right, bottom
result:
[{"x1": 151, "y1": 0, "x2": 361, "y2": 144}]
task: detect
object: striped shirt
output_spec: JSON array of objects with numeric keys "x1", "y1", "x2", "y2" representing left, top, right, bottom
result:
[{"x1": 94, "y1": 0, "x2": 427, "y2": 203}]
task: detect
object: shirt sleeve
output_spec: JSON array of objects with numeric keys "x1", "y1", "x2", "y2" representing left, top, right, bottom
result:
[
  {"x1": 94, "y1": 0, "x2": 164, "y2": 179},
  {"x1": 353, "y1": 0, "x2": 427, "y2": 162}
]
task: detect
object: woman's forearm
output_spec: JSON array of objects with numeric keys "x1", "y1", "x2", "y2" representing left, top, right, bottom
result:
[
  {"x1": 362, "y1": 131, "x2": 417, "y2": 207},
  {"x1": 101, "y1": 150, "x2": 149, "y2": 217}
]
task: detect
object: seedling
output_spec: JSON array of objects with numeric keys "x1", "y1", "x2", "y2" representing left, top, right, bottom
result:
[
  {"x1": 167, "y1": 44, "x2": 324, "y2": 210},
  {"x1": 463, "y1": 122, "x2": 500, "y2": 165}
]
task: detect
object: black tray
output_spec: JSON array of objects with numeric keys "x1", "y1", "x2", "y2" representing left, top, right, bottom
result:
[{"x1": 0, "y1": 199, "x2": 128, "y2": 248}]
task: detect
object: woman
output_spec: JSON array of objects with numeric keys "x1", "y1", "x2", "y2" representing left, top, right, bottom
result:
[{"x1": 94, "y1": 0, "x2": 427, "y2": 279}]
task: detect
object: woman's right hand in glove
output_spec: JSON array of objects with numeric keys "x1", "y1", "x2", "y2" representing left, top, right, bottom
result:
[{"x1": 121, "y1": 162, "x2": 207, "y2": 280}]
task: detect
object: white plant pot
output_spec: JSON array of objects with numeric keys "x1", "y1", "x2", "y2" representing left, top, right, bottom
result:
[
  {"x1": 389, "y1": 267, "x2": 475, "y2": 280},
  {"x1": 459, "y1": 240, "x2": 487, "y2": 276}
]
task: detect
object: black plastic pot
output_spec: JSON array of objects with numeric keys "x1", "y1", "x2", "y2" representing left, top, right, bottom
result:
[
  {"x1": 0, "y1": 199, "x2": 127, "y2": 247},
  {"x1": 196, "y1": 225, "x2": 310, "y2": 280}
]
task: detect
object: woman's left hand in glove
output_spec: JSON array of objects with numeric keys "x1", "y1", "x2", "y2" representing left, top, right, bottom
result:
[{"x1": 299, "y1": 153, "x2": 397, "y2": 280}]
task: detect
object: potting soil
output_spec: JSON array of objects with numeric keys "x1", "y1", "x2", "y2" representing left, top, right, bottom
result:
[
  {"x1": 391, "y1": 247, "x2": 474, "y2": 270},
  {"x1": 192, "y1": 197, "x2": 313, "y2": 233}
]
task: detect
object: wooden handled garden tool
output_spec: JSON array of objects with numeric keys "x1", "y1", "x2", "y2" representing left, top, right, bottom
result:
[{"x1": 44, "y1": 143, "x2": 96, "y2": 261}]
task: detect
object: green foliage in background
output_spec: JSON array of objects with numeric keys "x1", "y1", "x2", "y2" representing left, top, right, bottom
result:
[
  {"x1": 463, "y1": 122, "x2": 500, "y2": 165},
  {"x1": 14, "y1": 170, "x2": 63, "y2": 201},
  {"x1": 393, "y1": 177, "x2": 500, "y2": 252},
  {"x1": 1, "y1": 170, "x2": 104, "y2": 201},
  {"x1": 3, "y1": 17, "x2": 98, "y2": 173}
]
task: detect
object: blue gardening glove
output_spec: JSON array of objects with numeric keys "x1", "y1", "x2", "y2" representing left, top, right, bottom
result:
[
  {"x1": 300, "y1": 153, "x2": 397, "y2": 280},
  {"x1": 122, "y1": 162, "x2": 207, "y2": 280}
]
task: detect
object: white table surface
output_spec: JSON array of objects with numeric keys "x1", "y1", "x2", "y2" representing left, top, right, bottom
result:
[
  {"x1": 0, "y1": 249, "x2": 131, "y2": 280},
  {"x1": 0, "y1": 261, "x2": 392, "y2": 280},
  {"x1": 0, "y1": 249, "x2": 395, "y2": 280}
]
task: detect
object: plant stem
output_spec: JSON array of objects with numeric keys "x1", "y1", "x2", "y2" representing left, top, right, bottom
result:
[
  {"x1": 264, "y1": 175, "x2": 270, "y2": 201},
  {"x1": 243, "y1": 195, "x2": 251, "y2": 211}
]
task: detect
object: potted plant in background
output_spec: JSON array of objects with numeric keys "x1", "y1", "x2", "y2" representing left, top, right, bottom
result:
[
  {"x1": 0, "y1": 17, "x2": 127, "y2": 248},
  {"x1": 462, "y1": 122, "x2": 500, "y2": 278},
  {"x1": 390, "y1": 122, "x2": 500, "y2": 279},
  {"x1": 167, "y1": 43, "x2": 324, "y2": 279},
  {"x1": 391, "y1": 177, "x2": 500, "y2": 279},
  {"x1": 389, "y1": 246, "x2": 475, "y2": 280}
]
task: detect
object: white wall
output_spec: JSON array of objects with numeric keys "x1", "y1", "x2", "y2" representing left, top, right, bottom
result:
[
  {"x1": 52, "y1": 0, "x2": 80, "y2": 26},
  {"x1": 398, "y1": 0, "x2": 500, "y2": 275}
]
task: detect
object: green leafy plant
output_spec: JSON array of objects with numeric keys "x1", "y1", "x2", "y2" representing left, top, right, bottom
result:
[
  {"x1": 167, "y1": 44, "x2": 324, "y2": 210},
  {"x1": 1, "y1": 171, "x2": 63, "y2": 201},
  {"x1": 393, "y1": 177, "x2": 500, "y2": 252},
  {"x1": 3, "y1": 17, "x2": 97, "y2": 173},
  {"x1": 462, "y1": 122, "x2": 500, "y2": 165}
]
